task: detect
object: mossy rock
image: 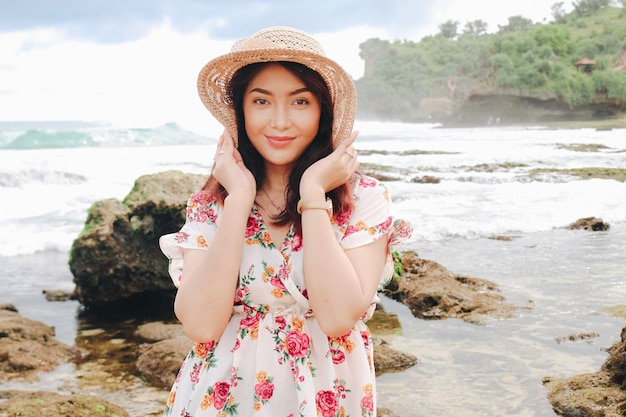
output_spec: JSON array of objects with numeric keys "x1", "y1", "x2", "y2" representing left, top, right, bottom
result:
[{"x1": 0, "y1": 391, "x2": 130, "y2": 417}]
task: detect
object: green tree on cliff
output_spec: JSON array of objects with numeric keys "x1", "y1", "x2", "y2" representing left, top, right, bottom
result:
[
  {"x1": 356, "y1": 5, "x2": 626, "y2": 122},
  {"x1": 573, "y1": 0, "x2": 611, "y2": 16}
]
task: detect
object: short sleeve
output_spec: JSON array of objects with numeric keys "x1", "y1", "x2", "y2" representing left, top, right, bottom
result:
[
  {"x1": 339, "y1": 175, "x2": 413, "y2": 289},
  {"x1": 158, "y1": 190, "x2": 220, "y2": 287},
  {"x1": 340, "y1": 175, "x2": 393, "y2": 250}
]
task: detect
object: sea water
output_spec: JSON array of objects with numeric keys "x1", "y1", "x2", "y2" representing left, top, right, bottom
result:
[{"x1": 0, "y1": 120, "x2": 625, "y2": 416}]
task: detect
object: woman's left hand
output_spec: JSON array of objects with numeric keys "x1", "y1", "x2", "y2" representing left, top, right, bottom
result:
[{"x1": 299, "y1": 131, "x2": 360, "y2": 198}]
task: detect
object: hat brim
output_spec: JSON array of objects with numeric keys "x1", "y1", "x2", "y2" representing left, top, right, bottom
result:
[{"x1": 197, "y1": 48, "x2": 356, "y2": 148}]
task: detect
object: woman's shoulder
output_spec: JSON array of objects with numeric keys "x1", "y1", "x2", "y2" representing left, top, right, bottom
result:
[
  {"x1": 187, "y1": 188, "x2": 219, "y2": 206},
  {"x1": 185, "y1": 189, "x2": 222, "y2": 224},
  {"x1": 351, "y1": 174, "x2": 390, "y2": 202}
]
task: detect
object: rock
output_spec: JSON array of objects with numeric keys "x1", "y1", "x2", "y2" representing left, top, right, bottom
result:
[
  {"x1": 383, "y1": 250, "x2": 525, "y2": 324},
  {"x1": 136, "y1": 336, "x2": 194, "y2": 389},
  {"x1": 555, "y1": 332, "x2": 600, "y2": 344},
  {"x1": 0, "y1": 303, "x2": 18, "y2": 313},
  {"x1": 412, "y1": 175, "x2": 441, "y2": 184},
  {"x1": 568, "y1": 217, "x2": 610, "y2": 231},
  {"x1": 374, "y1": 341, "x2": 418, "y2": 374},
  {"x1": 544, "y1": 373, "x2": 626, "y2": 417},
  {"x1": 489, "y1": 234, "x2": 516, "y2": 241},
  {"x1": 377, "y1": 408, "x2": 400, "y2": 417},
  {"x1": 0, "y1": 390, "x2": 130, "y2": 417},
  {"x1": 602, "y1": 327, "x2": 626, "y2": 388},
  {"x1": 69, "y1": 170, "x2": 206, "y2": 308},
  {"x1": 545, "y1": 325, "x2": 626, "y2": 416},
  {"x1": 607, "y1": 305, "x2": 626, "y2": 319},
  {"x1": 368, "y1": 305, "x2": 402, "y2": 336},
  {"x1": 0, "y1": 306, "x2": 78, "y2": 381},
  {"x1": 135, "y1": 321, "x2": 186, "y2": 342},
  {"x1": 42, "y1": 288, "x2": 76, "y2": 301}
]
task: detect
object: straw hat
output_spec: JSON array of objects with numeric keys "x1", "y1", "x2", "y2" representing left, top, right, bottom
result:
[{"x1": 197, "y1": 26, "x2": 357, "y2": 148}]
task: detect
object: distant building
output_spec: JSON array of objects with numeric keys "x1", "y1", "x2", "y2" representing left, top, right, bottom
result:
[{"x1": 575, "y1": 57, "x2": 596, "y2": 74}]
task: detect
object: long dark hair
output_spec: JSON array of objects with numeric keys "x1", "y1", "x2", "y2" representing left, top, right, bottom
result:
[{"x1": 203, "y1": 61, "x2": 353, "y2": 235}]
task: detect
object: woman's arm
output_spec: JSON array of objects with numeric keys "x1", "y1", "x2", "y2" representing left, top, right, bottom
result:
[
  {"x1": 299, "y1": 131, "x2": 388, "y2": 337},
  {"x1": 301, "y1": 208, "x2": 388, "y2": 337},
  {"x1": 174, "y1": 132, "x2": 256, "y2": 342},
  {"x1": 174, "y1": 194, "x2": 252, "y2": 342}
]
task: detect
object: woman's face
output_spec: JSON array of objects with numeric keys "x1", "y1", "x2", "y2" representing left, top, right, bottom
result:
[{"x1": 243, "y1": 63, "x2": 321, "y2": 170}]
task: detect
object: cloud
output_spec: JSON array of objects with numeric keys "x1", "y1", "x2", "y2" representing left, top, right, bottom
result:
[
  {"x1": 1, "y1": 0, "x2": 437, "y2": 42},
  {"x1": 0, "y1": 0, "x2": 564, "y2": 126}
]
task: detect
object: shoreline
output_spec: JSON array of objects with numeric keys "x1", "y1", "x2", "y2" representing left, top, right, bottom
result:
[{"x1": 437, "y1": 117, "x2": 626, "y2": 130}]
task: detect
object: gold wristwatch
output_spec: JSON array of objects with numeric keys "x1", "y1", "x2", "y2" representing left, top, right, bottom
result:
[{"x1": 297, "y1": 197, "x2": 333, "y2": 217}]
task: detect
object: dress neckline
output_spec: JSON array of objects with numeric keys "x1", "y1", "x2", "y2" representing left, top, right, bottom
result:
[{"x1": 252, "y1": 204, "x2": 294, "y2": 252}]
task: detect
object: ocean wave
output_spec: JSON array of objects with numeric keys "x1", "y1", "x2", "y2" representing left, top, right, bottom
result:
[
  {"x1": 0, "y1": 122, "x2": 213, "y2": 149},
  {"x1": 0, "y1": 169, "x2": 87, "y2": 188}
]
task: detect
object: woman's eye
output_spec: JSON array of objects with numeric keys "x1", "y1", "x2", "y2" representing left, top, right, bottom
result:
[
  {"x1": 254, "y1": 98, "x2": 268, "y2": 105},
  {"x1": 294, "y1": 98, "x2": 308, "y2": 105}
]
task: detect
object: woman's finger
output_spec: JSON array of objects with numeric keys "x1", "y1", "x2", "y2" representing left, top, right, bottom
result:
[
  {"x1": 339, "y1": 131, "x2": 359, "y2": 161},
  {"x1": 215, "y1": 130, "x2": 236, "y2": 160},
  {"x1": 222, "y1": 130, "x2": 234, "y2": 152},
  {"x1": 336, "y1": 131, "x2": 358, "y2": 154}
]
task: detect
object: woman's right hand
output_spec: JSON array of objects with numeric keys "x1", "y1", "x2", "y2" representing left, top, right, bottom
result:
[{"x1": 212, "y1": 130, "x2": 256, "y2": 206}]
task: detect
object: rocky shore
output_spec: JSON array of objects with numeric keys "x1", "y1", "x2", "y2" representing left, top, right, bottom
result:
[{"x1": 1, "y1": 171, "x2": 623, "y2": 417}]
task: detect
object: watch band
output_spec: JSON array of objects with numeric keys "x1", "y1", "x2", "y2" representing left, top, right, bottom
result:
[{"x1": 297, "y1": 197, "x2": 333, "y2": 216}]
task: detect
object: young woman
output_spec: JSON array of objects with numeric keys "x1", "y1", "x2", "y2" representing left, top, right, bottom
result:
[{"x1": 160, "y1": 26, "x2": 411, "y2": 417}]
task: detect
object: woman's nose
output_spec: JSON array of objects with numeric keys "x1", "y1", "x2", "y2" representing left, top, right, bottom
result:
[{"x1": 270, "y1": 104, "x2": 291, "y2": 130}]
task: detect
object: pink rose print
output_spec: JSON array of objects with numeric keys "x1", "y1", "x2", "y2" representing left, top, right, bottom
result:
[
  {"x1": 316, "y1": 390, "x2": 338, "y2": 417},
  {"x1": 245, "y1": 216, "x2": 261, "y2": 238},
  {"x1": 335, "y1": 380, "x2": 346, "y2": 398},
  {"x1": 278, "y1": 263, "x2": 290, "y2": 280},
  {"x1": 240, "y1": 312, "x2": 261, "y2": 329},
  {"x1": 361, "y1": 330, "x2": 370, "y2": 348},
  {"x1": 380, "y1": 216, "x2": 393, "y2": 232},
  {"x1": 211, "y1": 381, "x2": 230, "y2": 410},
  {"x1": 275, "y1": 316, "x2": 286, "y2": 330},
  {"x1": 362, "y1": 393, "x2": 374, "y2": 413},
  {"x1": 291, "y1": 233, "x2": 303, "y2": 252},
  {"x1": 191, "y1": 190, "x2": 214, "y2": 206},
  {"x1": 174, "y1": 231, "x2": 189, "y2": 243},
  {"x1": 254, "y1": 381, "x2": 275, "y2": 401},
  {"x1": 285, "y1": 330, "x2": 310, "y2": 358},
  {"x1": 193, "y1": 210, "x2": 209, "y2": 223},
  {"x1": 236, "y1": 287, "x2": 246, "y2": 301},
  {"x1": 270, "y1": 277, "x2": 286, "y2": 291},
  {"x1": 344, "y1": 224, "x2": 359, "y2": 237},
  {"x1": 331, "y1": 348, "x2": 346, "y2": 365},
  {"x1": 360, "y1": 176, "x2": 377, "y2": 188},
  {"x1": 190, "y1": 363, "x2": 201, "y2": 384},
  {"x1": 334, "y1": 209, "x2": 352, "y2": 226},
  {"x1": 232, "y1": 338, "x2": 240, "y2": 352},
  {"x1": 389, "y1": 218, "x2": 413, "y2": 245}
]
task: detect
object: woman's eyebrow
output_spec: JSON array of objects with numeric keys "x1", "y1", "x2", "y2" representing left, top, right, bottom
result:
[
  {"x1": 249, "y1": 87, "x2": 272, "y2": 95},
  {"x1": 248, "y1": 87, "x2": 311, "y2": 96},
  {"x1": 290, "y1": 87, "x2": 311, "y2": 96}
]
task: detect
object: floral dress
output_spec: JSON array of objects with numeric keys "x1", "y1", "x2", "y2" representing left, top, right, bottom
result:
[{"x1": 159, "y1": 174, "x2": 412, "y2": 417}]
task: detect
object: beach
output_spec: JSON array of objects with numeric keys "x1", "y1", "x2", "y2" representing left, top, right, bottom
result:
[{"x1": 1, "y1": 120, "x2": 625, "y2": 416}]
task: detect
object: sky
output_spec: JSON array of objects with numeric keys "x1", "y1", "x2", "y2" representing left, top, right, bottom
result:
[{"x1": 0, "y1": 0, "x2": 572, "y2": 130}]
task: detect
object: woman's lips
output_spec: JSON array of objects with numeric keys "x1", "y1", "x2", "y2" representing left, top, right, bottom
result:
[{"x1": 266, "y1": 136, "x2": 295, "y2": 148}]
